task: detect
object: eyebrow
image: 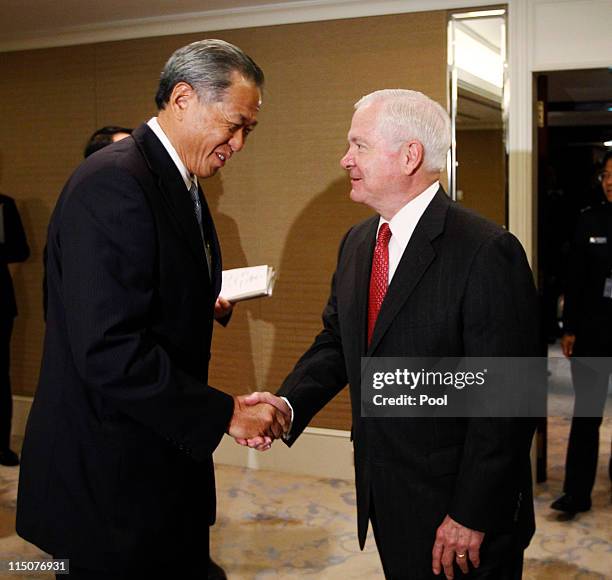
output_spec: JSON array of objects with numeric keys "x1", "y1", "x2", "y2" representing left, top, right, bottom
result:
[
  {"x1": 233, "y1": 114, "x2": 258, "y2": 127},
  {"x1": 348, "y1": 134, "x2": 366, "y2": 144}
]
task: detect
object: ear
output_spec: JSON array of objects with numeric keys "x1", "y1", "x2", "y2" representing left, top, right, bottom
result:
[
  {"x1": 399, "y1": 140, "x2": 424, "y2": 176},
  {"x1": 167, "y1": 81, "x2": 196, "y2": 120}
]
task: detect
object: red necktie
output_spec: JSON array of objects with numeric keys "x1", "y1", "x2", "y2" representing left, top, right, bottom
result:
[{"x1": 368, "y1": 223, "x2": 392, "y2": 345}]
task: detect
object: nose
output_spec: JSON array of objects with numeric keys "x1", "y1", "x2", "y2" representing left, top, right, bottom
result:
[
  {"x1": 340, "y1": 149, "x2": 353, "y2": 169},
  {"x1": 229, "y1": 129, "x2": 245, "y2": 152}
]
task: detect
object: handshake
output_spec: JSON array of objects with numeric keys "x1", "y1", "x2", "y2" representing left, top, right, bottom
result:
[{"x1": 227, "y1": 392, "x2": 291, "y2": 451}]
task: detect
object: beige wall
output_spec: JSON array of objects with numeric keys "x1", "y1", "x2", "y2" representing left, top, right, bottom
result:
[
  {"x1": 456, "y1": 129, "x2": 506, "y2": 226},
  {"x1": 0, "y1": 11, "x2": 447, "y2": 430}
]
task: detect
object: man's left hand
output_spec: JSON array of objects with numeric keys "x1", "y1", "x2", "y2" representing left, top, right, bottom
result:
[
  {"x1": 432, "y1": 515, "x2": 484, "y2": 579},
  {"x1": 214, "y1": 296, "x2": 234, "y2": 320}
]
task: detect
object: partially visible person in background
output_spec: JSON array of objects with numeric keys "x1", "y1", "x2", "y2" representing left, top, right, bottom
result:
[
  {"x1": 552, "y1": 150, "x2": 612, "y2": 516},
  {"x1": 0, "y1": 193, "x2": 30, "y2": 466},
  {"x1": 83, "y1": 125, "x2": 132, "y2": 158}
]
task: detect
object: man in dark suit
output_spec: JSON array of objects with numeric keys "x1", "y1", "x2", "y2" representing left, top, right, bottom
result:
[
  {"x1": 17, "y1": 39, "x2": 287, "y2": 579},
  {"x1": 243, "y1": 89, "x2": 538, "y2": 579},
  {"x1": 0, "y1": 193, "x2": 30, "y2": 466},
  {"x1": 551, "y1": 150, "x2": 612, "y2": 515}
]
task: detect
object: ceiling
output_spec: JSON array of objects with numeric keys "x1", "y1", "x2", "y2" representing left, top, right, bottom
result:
[
  {"x1": 546, "y1": 68, "x2": 612, "y2": 128},
  {"x1": 0, "y1": 0, "x2": 361, "y2": 50},
  {"x1": 0, "y1": 0, "x2": 294, "y2": 35},
  {"x1": 457, "y1": 17, "x2": 503, "y2": 52},
  {"x1": 454, "y1": 15, "x2": 505, "y2": 130},
  {"x1": 547, "y1": 68, "x2": 612, "y2": 103}
]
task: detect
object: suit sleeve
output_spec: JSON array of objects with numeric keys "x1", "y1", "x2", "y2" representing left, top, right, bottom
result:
[
  {"x1": 59, "y1": 167, "x2": 233, "y2": 461},
  {"x1": 449, "y1": 231, "x2": 538, "y2": 532},
  {"x1": 277, "y1": 231, "x2": 351, "y2": 444},
  {"x1": 0, "y1": 196, "x2": 30, "y2": 263},
  {"x1": 215, "y1": 310, "x2": 232, "y2": 327}
]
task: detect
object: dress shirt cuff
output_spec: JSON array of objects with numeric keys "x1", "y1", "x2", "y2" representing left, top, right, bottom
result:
[{"x1": 280, "y1": 396, "x2": 294, "y2": 440}]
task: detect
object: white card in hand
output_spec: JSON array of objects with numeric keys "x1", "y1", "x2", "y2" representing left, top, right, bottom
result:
[{"x1": 220, "y1": 265, "x2": 276, "y2": 302}]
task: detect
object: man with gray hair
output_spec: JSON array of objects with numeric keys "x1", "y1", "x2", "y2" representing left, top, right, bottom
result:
[
  {"x1": 245, "y1": 89, "x2": 538, "y2": 578},
  {"x1": 17, "y1": 39, "x2": 288, "y2": 578}
]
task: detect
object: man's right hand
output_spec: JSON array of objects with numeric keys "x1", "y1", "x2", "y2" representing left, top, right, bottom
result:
[
  {"x1": 227, "y1": 394, "x2": 289, "y2": 442},
  {"x1": 233, "y1": 392, "x2": 291, "y2": 451},
  {"x1": 560, "y1": 333, "x2": 576, "y2": 357}
]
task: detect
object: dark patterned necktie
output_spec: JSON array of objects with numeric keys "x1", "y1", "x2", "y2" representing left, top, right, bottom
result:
[
  {"x1": 367, "y1": 223, "x2": 392, "y2": 345},
  {"x1": 189, "y1": 181, "x2": 212, "y2": 275}
]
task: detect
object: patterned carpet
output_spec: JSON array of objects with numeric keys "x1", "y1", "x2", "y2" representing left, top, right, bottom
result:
[{"x1": 212, "y1": 415, "x2": 611, "y2": 579}]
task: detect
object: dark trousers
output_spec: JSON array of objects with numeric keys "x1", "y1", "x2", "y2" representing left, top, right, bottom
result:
[
  {"x1": 0, "y1": 317, "x2": 14, "y2": 450},
  {"x1": 55, "y1": 525, "x2": 210, "y2": 579},
  {"x1": 563, "y1": 352, "x2": 611, "y2": 500},
  {"x1": 370, "y1": 499, "x2": 524, "y2": 580}
]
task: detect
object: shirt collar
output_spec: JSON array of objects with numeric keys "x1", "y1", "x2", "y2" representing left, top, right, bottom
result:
[
  {"x1": 377, "y1": 181, "x2": 440, "y2": 246},
  {"x1": 147, "y1": 117, "x2": 194, "y2": 191}
]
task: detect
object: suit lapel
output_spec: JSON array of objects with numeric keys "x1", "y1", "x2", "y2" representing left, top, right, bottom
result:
[
  {"x1": 367, "y1": 188, "x2": 450, "y2": 355},
  {"x1": 352, "y1": 219, "x2": 378, "y2": 355},
  {"x1": 199, "y1": 185, "x2": 222, "y2": 295},
  {"x1": 131, "y1": 124, "x2": 210, "y2": 276}
]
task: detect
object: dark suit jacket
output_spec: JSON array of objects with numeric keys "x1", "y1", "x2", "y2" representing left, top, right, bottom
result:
[
  {"x1": 17, "y1": 124, "x2": 234, "y2": 569},
  {"x1": 278, "y1": 189, "x2": 538, "y2": 558},
  {"x1": 563, "y1": 201, "x2": 612, "y2": 353},
  {"x1": 0, "y1": 193, "x2": 30, "y2": 319}
]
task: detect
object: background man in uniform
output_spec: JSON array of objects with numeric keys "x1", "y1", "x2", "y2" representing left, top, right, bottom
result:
[
  {"x1": 17, "y1": 39, "x2": 288, "y2": 579},
  {"x1": 244, "y1": 89, "x2": 539, "y2": 579},
  {"x1": 0, "y1": 193, "x2": 29, "y2": 466},
  {"x1": 552, "y1": 150, "x2": 612, "y2": 515}
]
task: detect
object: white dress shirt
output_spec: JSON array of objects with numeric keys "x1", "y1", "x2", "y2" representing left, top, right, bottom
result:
[
  {"x1": 148, "y1": 116, "x2": 209, "y2": 273},
  {"x1": 377, "y1": 180, "x2": 440, "y2": 284},
  {"x1": 147, "y1": 117, "x2": 196, "y2": 191}
]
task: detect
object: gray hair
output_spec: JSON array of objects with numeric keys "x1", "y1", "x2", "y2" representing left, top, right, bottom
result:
[
  {"x1": 155, "y1": 39, "x2": 264, "y2": 109},
  {"x1": 355, "y1": 89, "x2": 450, "y2": 172}
]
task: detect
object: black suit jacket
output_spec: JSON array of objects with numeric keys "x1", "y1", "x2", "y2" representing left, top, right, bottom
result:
[
  {"x1": 0, "y1": 193, "x2": 30, "y2": 319},
  {"x1": 279, "y1": 189, "x2": 538, "y2": 555},
  {"x1": 563, "y1": 201, "x2": 612, "y2": 352},
  {"x1": 17, "y1": 124, "x2": 234, "y2": 569}
]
